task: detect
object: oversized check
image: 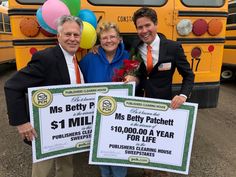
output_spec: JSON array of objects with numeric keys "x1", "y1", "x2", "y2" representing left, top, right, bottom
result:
[
  {"x1": 28, "y1": 82, "x2": 135, "y2": 162},
  {"x1": 89, "y1": 94, "x2": 198, "y2": 175}
]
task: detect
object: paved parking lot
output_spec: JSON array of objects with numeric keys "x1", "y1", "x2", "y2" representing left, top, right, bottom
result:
[{"x1": 1, "y1": 63, "x2": 236, "y2": 177}]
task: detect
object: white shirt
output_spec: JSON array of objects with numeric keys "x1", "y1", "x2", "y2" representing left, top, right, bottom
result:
[
  {"x1": 59, "y1": 45, "x2": 84, "y2": 84},
  {"x1": 138, "y1": 34, "x2": 160, "y2": 67}
]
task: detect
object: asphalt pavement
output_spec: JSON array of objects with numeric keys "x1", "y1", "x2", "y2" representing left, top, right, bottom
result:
[{"x1": 0, "y1": 63, "x2": 236, "y2": 177}]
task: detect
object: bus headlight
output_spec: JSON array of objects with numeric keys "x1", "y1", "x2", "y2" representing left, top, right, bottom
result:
[
  {"x1": 177, "y1": 19, "x2": 193, "y2": 36},
  {"x1": 208, "y1": 19, "x2": 223, "y2": 36},
  {"x1": 20, "y1": 18, "x2": 40, "y2": 37},
  {"x1": 192, "y1": 19, "x2": 208, "y2": 36}
]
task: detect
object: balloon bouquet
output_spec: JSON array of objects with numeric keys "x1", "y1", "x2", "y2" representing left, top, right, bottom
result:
[{"x1": 36, "y1": 0, "x2": 97, "y2": 49}]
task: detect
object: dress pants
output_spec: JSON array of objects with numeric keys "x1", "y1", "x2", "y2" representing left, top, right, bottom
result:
[
  {"x1": 32, "y1": 155, "x2": 73, "y2": 177},
  {"x1": 99, "y1": 165, "x2": 127, "y2": 177}
]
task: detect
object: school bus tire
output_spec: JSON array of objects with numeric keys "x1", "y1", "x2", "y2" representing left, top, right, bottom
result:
[{"x1": 220, "y1": 66, "x2": 235, "y2": 81}]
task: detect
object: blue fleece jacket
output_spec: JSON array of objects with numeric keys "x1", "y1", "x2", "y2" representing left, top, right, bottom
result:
[{"x1": 79, "y1": 43, "x2": 129, "y2": 83}]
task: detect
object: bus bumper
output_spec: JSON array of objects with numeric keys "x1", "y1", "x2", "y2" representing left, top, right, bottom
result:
[{"x1": 172, "y1": 82, "x2": 220, "y2": 108}]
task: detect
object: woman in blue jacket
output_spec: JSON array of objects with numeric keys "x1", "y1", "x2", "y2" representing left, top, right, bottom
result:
[
  {"x1": 79, "y1": 22, "x2": 128, "y2": 177},
  {"x1": 79, "y1": 22, "x2": 130, "y2": 83}
]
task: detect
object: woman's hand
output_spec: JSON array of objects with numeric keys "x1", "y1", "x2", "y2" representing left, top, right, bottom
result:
[{"x1": 124, "y1": 75, "x2": 139, "y2": 85}]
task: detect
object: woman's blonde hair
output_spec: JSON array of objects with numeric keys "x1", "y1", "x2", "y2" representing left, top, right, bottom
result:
[{"x1": 97, "y1": 22, "x2": 120, "y2": 39}]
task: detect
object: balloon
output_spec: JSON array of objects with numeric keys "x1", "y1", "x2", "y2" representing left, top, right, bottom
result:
[
  {"x1": 42, "y1": 0, "x2": 70, "y2": 30},
  {"x1": 80, "y1": 21, "x2": 97, "y2": 49},
  {"x1": 40, "y1": 28, "x2": 56, "y2": 37},
  {"x1": 78, "y1": 9, "x2": 97, "y2": 28},
  {"x1": 36, "y1": 7, "x2": 57, "y2": 35},
  {"x1": 61, "y1": 0, "x2": 81, "y2": 16}
]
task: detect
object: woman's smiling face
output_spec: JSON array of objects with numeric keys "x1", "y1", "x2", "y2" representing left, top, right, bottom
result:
[{"x1": 100, "y1": 28, "x2": 121, "y2": 53}]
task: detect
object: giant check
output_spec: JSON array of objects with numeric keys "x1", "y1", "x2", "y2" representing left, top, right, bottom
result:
[
  {"x1": 89, "y1": 94, "x2": 198, "y2": 175},
  {"x1": 28, "y1": 82, "x2": 135, "y2": 162}
]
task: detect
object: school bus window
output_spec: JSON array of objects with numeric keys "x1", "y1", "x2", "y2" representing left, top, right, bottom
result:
[
  {"x1": 3, "y1": 14, "x2": 11, "y2": 32},
  {"x1": 16, "y1": 0, "x2": 45, "y2": 4},
  {"x1": 5, "y1": 24, "x2": 11, "y2": 32},
  {"x1": 228, "y1": 7, "x2": 236, "y2": 13},
  {"x1": 181, "y1": 0, "x2": 224, "y2": 6},
  {"x1": 228, "y1": 3, "x2": 236, "y2": 13},
  {"x1": 88, "y1": 0, "x2": 166, "y2": 6},
  {"x1": 0, "y1": 13, "x2": 3, "y2": 32},
  {"x1": 227, "y1": 14, "x2": 236, "y2": 25}
]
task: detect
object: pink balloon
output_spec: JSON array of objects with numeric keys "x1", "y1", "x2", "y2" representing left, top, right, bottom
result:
[{"x1": 42, "y1": 0, "x2": 70, "y2": 30}]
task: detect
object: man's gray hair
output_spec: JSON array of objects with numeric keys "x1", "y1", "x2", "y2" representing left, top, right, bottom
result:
[{"x1": 56, "y1": 15, "x2": 83, "y2": 33}]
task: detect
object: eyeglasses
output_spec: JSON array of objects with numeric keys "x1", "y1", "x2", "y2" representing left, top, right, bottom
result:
[{"x1": 100, "y1": 35, "x2": 119, "y2": 42}]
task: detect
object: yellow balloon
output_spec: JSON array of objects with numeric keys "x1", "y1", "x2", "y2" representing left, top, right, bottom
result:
[{"x1": 80, "y1": 21, "x2": 97, "y2": 49}]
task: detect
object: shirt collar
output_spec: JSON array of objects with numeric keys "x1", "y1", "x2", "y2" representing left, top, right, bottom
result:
[
  {"x1": 144, "y1": 34, "x2": 160, "y2": 48},
  {"x1": 59, "y1": 44, "x2": 74, "y2": 59}
]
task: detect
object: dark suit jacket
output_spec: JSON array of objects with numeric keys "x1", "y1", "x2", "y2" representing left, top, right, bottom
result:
[
  {"x1": 4, "y1": 45, "x2": 71, "y2": 126},
  {"x1": 133, "y1": 33, "x2": 194, "y2": 100}
]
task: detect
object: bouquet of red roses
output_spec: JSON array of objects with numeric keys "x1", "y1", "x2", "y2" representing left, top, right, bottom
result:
[{"x1": 112, "y1": 49, "x2": 142, "y2": 82}]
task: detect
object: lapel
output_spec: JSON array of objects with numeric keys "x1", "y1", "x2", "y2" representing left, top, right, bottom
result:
[
  {"x1": 53, "y1": 45, "x2": 70, "y2": 84},
  {"x1": 150, "y1": 34, "x2": 168, "y2": 74},
  {"x1": 157, "y1": 34, "x2": 168, "y2": 64}
]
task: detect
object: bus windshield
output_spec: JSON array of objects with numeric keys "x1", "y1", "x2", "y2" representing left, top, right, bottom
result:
[
  {"x1": 15, "y1": 0, "x2": 224, "y2": 7},
  {"x1": 16, "y1": 0, "x2": 45, "y2": 4},
  {"x1": 182, "y1": 0, "x2": 224, "y2": 6},
  {"x1": 88, "y1": 0, "x2": 166, "y2": 6}
]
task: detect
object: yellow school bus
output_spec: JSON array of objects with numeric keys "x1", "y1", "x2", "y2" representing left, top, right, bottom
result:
[
  {"x1": 222, "y1": 0, "x2": 236, "y2": 81},
  {"x1": 8, "y1": 0, "x2": 228, "y2": 108},
  {"x1": 0, "y1": 5, "x2": 15, "y2": 63}
]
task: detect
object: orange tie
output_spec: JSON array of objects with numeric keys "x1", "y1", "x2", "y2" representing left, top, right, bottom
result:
[
  {"x1": 73, "y1": 56, "x2": 81, "y2": 84},
  {"x1": 147, "y1": 45, "x2": 153, "y2": 73}
]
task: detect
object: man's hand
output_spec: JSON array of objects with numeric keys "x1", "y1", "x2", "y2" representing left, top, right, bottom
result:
[
  {"x1": 124, "y1": 75, "x2": 139, "y2": 85},
  {"x1": 17, "y1": 122, "x2": 37, "y2": 141},
  {"x1": 170, "y1": 95, "x2": 187, "y2": 109}
]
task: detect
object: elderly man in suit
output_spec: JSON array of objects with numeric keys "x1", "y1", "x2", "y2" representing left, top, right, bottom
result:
[
  {"x1": 4, "y1": 15, "x2": 84, "y2": 177},
  {"x1": 125, "y1": 7, "x2": 194, "y2": 177}
]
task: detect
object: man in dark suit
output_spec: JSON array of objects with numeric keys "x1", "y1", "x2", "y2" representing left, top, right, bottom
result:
[
  {"x1": 4, "y1": 15, "x2": 83, "y2": 177},
  {"x1": 125, "y1": 7, "x2": 194, "y2": 177},
  {"x1": 127, "y1": 7, "x2": 194, "y2": 109}
]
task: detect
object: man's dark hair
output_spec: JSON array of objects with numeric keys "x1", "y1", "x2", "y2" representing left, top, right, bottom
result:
[{"x1": 132, "y1": 7, "x2": 158, "y2": 27}]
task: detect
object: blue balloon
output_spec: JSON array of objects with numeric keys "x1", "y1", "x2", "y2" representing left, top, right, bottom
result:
[
  {"x1": 36, "y1": 8, "x2": 57, "y2": 35},
  {"x1": 78, "y1": 9, "x2": 97, "y2": 29}
]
